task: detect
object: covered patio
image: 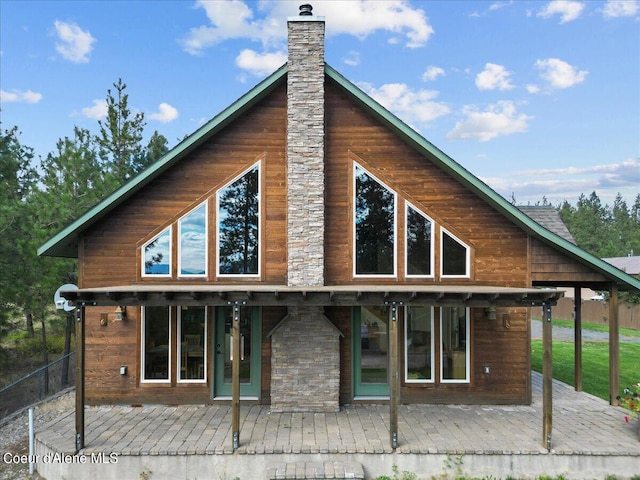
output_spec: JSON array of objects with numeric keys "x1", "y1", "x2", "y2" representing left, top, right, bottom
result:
[{"x1": 35, "y1": 372, "x2": 640, "y2": 479}]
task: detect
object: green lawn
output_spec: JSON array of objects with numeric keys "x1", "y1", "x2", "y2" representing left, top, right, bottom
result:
[
  {"x1": 548, "y1": 318, "x2": 640, "y2": 338},
  {"x1": 531, "y1": 340, "x2": 640, "y2": 401}
]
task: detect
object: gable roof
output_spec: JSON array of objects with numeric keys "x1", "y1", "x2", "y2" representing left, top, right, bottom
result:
[
  {"x1": 38, "y1": 63, "x2": 640, "y2": 293},
  {"x1": 517, "y1": 206, "x2": 576, "y2": 245}
]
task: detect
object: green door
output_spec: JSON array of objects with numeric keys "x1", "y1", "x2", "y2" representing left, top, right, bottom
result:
[
  {"x1": 213, "y1": 306, "x2": 261, "y2": 398},
  {"x1": 353, "y1": 306, "x2": 390, "y2": 397}
]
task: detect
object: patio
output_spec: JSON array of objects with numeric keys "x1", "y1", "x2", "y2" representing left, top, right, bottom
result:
[{"x1": 35, "y1": 372, "x2": 640, "y2": 479}]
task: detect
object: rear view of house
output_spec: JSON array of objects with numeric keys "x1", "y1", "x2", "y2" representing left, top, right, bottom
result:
[{"x1": 39, "y1": 4, "x2": 640, "y2": 423}]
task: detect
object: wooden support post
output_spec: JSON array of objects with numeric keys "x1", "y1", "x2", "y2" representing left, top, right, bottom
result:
[
  {"x1": 609, "y1": 283, "x2": 620, "y2": 406},
  {"x1": 231, "y1": 303, "x2": 241, "y2": 451},
  {"x1": 75, "y1": 306, "x2": 85, "y2": 453},
  {"x1": 542, "y1": 303, "x2": 553, "y2": 451},
  {"x1": 388, "y1": 303, "x2": 400, "y2": 449},
  {"x1": 574, "y1": 287, "x2": 582, "y2": 392}
]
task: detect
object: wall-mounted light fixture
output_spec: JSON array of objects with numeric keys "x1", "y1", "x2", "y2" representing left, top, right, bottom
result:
[
  {"x1": 485, "y1": 306, "x2": 497, "y2": 321},
  {"x1": 114, "y1": 306, "x2": 126, "y2": 321}
]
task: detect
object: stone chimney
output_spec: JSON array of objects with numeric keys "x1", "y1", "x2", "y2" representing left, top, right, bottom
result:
[
  {"x1": 269, "y1": 5, "x2": 340, "y2": 414},
  {"x1": 286, "y1": 4, "x2": 325, "y2": 287}
]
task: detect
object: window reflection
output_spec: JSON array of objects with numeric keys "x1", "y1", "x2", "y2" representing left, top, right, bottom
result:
[
  {"x1": 355, "y1": 165, "x2": 395, "y2": 275},
  {"x1": 179, "y1": 307, "x2": 206, "y2": 381},
  {"x1": 406, "y1": 204, "x2": 432, "y2": 276},
  {"x1": 143, "y1": 228, "x2": 171, "y2": 275},
  {"x1": 179, "y1": 203, "x2": 207, "y2": 276},
  {"x1": 218, "y1": 165, "x2": 260, "y2": 275}
]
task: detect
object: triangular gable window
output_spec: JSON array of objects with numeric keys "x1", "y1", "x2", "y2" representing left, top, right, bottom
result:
[
  {"x1": 217, "y1": 163, "x2": 261, "y2": 276},
  {"x1": 441, "y1": 228, "x2": 470, "y2": 278},
  {"x1": 406, "y1": 203, "x2": 434, "y2": 277},
  {"x1": 143, "y1": 227, "x2": 172, "y2": 277}
]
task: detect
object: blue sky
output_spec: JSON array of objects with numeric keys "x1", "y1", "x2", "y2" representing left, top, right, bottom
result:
[{"x1": 1, "y1": 0, "x2": 638, "y2": 206}]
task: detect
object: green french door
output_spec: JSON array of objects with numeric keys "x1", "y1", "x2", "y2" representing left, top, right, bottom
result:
[
  {"x1": 214, "y1": 306, "x2": 261, "y2": 398},
  {"x1": 353, "y1": 306, "x2": 391, "y2": 397}
]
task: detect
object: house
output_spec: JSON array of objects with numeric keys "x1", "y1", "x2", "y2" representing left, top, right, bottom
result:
[{"x1": 39, "y1": 4, "x2": 640, "y2": 452}]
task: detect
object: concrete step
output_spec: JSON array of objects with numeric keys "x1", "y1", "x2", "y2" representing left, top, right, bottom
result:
[{"x1": 267, "y1": 461, "x2": 364, "y2": 480}]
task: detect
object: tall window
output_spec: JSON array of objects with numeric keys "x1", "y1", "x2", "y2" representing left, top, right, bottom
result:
[
  {"x1": 217, "y1": 164, "x2": 260, "y2": 275},
  {"x1": 441, "y1": 228, "x2": 469, "y2": 277},
  {"x1": 440, "y1": 307, "x2": 469, "y2": 382},
  {"x1": 143, "y1": 227, "x2": 171, "y2": 276},
  {"x1": 178, "y1": 306, "x2": 206, "y2": 382},
  {"x1": 405, "y1": 306, "x2": 434, "y2": 382},
  {"x1": 142, "y1": 307, "x2": 171, "y2": 382},
  {"x1": 354, "y1": 164, "x2": 396, "y2": 276},
  {"x1": 179, "y1": 203, "x2": 207, "y2": 277},
  {"x1": 406, "y1": 204, "x2": 433, "y2": 277}
]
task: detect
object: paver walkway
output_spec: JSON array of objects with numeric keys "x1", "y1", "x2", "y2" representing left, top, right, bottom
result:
[{"x1": 36, "y1": 372, "x2": 639, "y2": 457}]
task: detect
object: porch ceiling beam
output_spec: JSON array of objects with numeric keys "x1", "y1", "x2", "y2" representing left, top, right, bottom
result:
[{"x1": 61, "y1": 286, "x2": 563, "y2": 308}]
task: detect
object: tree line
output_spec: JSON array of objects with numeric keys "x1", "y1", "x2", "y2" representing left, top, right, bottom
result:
[
  {"x1": 1, "y1": 79, "x2": 169, "y2": 370},
  {"x1": 1, "y1": 78, "x2": 639, "y2": 368}
]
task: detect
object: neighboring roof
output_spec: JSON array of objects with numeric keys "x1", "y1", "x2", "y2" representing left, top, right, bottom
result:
[
  {"x1": 517, "y1": 206, "x2": 576, "y2": 245},
  {"x1": 603, "y1": 256, "x2": 640, "y2": 276},
  {"x1": 38, "y1": 63, "x2": 640, "y2": 294}
]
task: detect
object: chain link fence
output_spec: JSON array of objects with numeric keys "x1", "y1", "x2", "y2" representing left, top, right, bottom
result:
[{"x1": 0, "y1": 352, "x2": 75, "y2": 421}]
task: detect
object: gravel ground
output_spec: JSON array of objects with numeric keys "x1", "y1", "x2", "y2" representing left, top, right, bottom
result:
[
  {"x1": 531, "y1": 318, "x2": 640, "y2": 342},
  {"x1": 0, "y1": 389, "x2": 75, "y2": 480}
]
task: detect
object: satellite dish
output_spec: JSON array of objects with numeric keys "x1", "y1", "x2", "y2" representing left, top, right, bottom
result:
[{"x1": 54, "y1": 284, "x2": 78, "y2": 312}]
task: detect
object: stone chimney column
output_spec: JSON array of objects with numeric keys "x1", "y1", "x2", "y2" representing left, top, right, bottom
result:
[{"x1": 287, "y1": 5, "x2": 325, "y2": 287}]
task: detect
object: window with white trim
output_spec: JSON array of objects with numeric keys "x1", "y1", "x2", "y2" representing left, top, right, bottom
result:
[
  {"x1": 354, "y1": 164, "x2": 396, "y2": 276},
  {"x1": 141, "y1": 306, "x2": 171, "y2": 382},
  {"x1": 143, "y1": 227, "x2": 171, "y2": 276},
  {"x1": 405, "y1": 306, "x2": 434, "y2": 383},
  {"x1": 440, "y1": 306, "x2": 469, "y2": 383},
  {"x1": 441, "y1": 228, "x2": 470, "y2": 278},
  {"x1": 217, "y1": 163, "x2": 260, "y2": 276},
  {"x1": 178, "y1": 202, "x2": 207, "y2": 277},
  {"x1": 406, "y1": 203, "x2": 434, "y2": 277},
  {"x1": 178, "y1": 306, "x2": 206, "y2": 382}
]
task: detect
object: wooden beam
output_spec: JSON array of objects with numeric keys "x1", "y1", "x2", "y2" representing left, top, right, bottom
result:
[
  {"x1": 388, "y1": 304, "x2": 399, "y2": 449},
  {"x1": 609, "y1": 283, "x2": 620, "y2": 406},
  {"x1": 542, "y1": 304, "x2": 553, "y2": 451},
  {"x1": 574, "y1": 287, "x2": 582, "y2": 392},
  {"x1": 75, "y1": 306, "x2": 85, "y2": 453},
  {"x1": 231, "y1": 304, "x2": 241, "y2": 451}
]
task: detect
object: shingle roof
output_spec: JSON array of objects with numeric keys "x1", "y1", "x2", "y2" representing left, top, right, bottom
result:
[
  {"x1": 517, "y1": 206, "x2": 576, "y2": 245},
  {"x1": 602, "y1": 256, "x2": 640, "y2": 276}
]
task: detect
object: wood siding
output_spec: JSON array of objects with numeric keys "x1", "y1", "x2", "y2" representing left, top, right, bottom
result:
[
  {"x1": 78, "y1": 79, "x2": 585, "y2": 406},
  {"x1": 530, "y1": 238, "x2": 608, "y2": 284}
]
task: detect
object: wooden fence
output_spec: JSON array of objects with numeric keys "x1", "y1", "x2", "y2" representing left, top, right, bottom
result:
[{"x1": 552, "y1": 297, "x2": 640, "y2": 330}]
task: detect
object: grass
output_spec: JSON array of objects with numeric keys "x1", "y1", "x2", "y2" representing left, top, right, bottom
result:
[{"x1": 531, "y1": 339, "x2": 640, "y2": 400}]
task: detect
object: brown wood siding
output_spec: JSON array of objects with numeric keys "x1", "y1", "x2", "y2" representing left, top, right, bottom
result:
[
  {"x1": 530, "y1": 238, "x2": 608, "y2": 283},
  {"x1": 325, "y1": 307, "x2": 352, "y2": 404},
  {"x1": 324, "y1": 81, "x2": 530, "y2": 288},
  {"x1": 80, "y1": 84, "x2": 288, "y2": 288}
]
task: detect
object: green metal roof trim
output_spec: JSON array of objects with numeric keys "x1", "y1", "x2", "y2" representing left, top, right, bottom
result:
[
  {"x1": 38, "y1": 64, "x2": 288, "y2": 258},
  {"x1": 324, "y1": 65, "x2": 640, "y2": 293},
  {"x1": 38, "y1": 62, "x2": 640, "y2": 293}
]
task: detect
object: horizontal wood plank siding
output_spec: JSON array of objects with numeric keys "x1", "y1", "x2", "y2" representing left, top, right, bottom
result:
[{"x1": 530, "y1": 238, "x2": 607, "y2": 283}]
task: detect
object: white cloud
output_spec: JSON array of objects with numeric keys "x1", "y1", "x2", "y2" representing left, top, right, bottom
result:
[
  {"x1": 475, "y1": 63, "x2": 515, "y2": 91},
  {"x1": 603, "y1": 0, "x2": 639, "y2": 18},
  {"x1": 235, "y1": 49, "x2": 286, "y2": 76},
  {"x1": 535, "y1": 58, "x2": 588, "y2": 89},
  {"x1": 526, "y1": 84, "x2": 541, "y2": 94},
  {"x1": 0, "y1": 89, "x2": 43, "y2": 104},
  {"x1": 361, "y1": 82, "x2": 450, "y2": 125},
  {"x1": 537, "y1": 1, "x2": 585, "y2": 23},
  {"x1": 342, "y1": 50, "x2": 360, "y2": 67},
  {"x1": 180, "y1": 0, "x2": 434, "y2": 55},
  {"x1": 53, "y1": 20, "x2": 96, "y2": 63},
  {"x1": 81, "y1": 99, "x2": 107, "y2": 119},
  {"x1": 422, "y1": 65, "x2": 445, "y2": 82},
  {"x1": 149, "y1": 103, "x2": 179, "y2": 123},
  {"x1": 446, "y1": 101, "x2": 532, "y2": 142}
]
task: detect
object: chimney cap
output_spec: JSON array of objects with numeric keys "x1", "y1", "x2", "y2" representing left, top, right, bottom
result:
[{"x1": 299, "y1": 4, "x2": 313, "y2": 16}]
